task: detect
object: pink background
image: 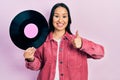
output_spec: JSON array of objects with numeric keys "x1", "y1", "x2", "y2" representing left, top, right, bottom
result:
[{"x1": 0, "y1": 0, "x2": 120, "y2": 80}]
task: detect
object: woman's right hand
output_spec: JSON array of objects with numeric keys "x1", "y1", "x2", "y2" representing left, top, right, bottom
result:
[{"x1": 23, "y1": 47, "x2": 36, "y2": 61}]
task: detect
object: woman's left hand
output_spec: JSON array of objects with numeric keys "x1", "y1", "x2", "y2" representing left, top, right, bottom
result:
[{"x1": 72, "y1": 30, "x2": 82, "y2": 48}]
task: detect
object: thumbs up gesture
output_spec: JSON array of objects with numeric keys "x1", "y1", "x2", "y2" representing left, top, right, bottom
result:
[{"x1": 72, "y1": 30, "x2": 82, "y2": 48}]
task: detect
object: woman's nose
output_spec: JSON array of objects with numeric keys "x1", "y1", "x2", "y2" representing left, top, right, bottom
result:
[{"x1": 58, "y1": 17, "x2": 63, "y2": 22}]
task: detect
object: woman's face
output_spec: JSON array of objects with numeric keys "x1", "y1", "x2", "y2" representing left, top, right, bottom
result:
[{"x1": 53, "y1": 6, "x2": 68, "y2": 32}]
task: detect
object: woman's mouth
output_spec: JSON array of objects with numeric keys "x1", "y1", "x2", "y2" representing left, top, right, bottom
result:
[{"x1": 57, "y1": 23, "x2": 64, "y2": 27}]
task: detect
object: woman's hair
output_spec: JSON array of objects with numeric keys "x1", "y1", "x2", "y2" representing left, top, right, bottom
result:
[{"x1": 48, "y1": 3, "x2": 72, "y2": 34}]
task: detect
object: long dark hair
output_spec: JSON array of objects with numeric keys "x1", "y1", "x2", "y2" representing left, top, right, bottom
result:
[{"x1": 48, "y1": 3, "x2": 72, "y2": 34}]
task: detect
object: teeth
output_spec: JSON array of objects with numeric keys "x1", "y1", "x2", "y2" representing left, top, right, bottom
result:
[{"x1": 58, "y1": 23, "x2": 63, "y2": 27}]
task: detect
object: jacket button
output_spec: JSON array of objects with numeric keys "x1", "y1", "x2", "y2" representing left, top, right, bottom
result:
[
  {"x1": 59, "y1": 48, "x2": 63, "y2": 52},
  {"x1": 60, "y1": 61, "x2": 63, "y2": 64},
  {"x1": 60, "y1": 73, "x2": 64, "y2": 76}
]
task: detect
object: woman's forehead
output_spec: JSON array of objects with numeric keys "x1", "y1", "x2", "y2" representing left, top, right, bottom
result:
[{"x1": 54, "y1": 7, "x2": 68, "y2": 15}]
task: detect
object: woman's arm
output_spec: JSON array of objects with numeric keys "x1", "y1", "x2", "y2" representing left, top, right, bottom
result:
[
  {"x1": 24, "y1": 46, "x2": 43, "y2": 70},
  {"x1": 80, "y1": 38, "x2": 104, "y2": 59}
]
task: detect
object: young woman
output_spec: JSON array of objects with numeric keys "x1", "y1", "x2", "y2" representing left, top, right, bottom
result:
[{"x1": 24, "y1": 3, "x2": 104, "y2": 80}]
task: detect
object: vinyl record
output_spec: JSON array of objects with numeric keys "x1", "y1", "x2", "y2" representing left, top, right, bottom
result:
[{"x1": 9, "y1": 10, "x2": 49, "y2": 50}]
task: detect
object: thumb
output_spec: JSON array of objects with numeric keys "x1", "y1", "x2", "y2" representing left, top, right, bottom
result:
[{"x1": 75, "y1": 30, "x2": 79, "y2": 38}]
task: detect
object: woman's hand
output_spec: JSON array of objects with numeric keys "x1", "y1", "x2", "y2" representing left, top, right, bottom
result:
[
  {"x1": 72, "y1": 30, "x2": 82, "y2": 48},
  {"x1": 23, "y1": 47, "x2": 36, "y2": 61}
]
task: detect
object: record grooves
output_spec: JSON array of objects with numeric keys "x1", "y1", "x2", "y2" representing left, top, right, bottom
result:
[{"x1": 9, "y1": 10, "x2": 49, "y2": 50}]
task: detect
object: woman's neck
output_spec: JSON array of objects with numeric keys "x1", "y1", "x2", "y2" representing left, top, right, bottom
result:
[{"x1": 53, "y1": 30, "x2": 65, "y2": 40}]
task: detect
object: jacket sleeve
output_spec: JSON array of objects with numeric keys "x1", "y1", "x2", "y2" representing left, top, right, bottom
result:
[
  {"x1": 25, "y1": 46, "x2": 43, "y2": 71},
  {"x1": 80, "y1": 38, "x2": 104, "y2": 59}
]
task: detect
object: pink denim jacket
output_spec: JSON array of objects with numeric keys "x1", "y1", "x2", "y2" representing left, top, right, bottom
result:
[{"x1": 25, "y1": 32, "x2": 104, "y2": 80}]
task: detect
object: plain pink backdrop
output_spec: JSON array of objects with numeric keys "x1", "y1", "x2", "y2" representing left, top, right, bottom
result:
[{"x1": 0, "y1": 0, "x2": 120, "y2": 80}]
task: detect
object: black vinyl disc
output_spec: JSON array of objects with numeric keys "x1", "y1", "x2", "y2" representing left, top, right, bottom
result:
[{"x1": 9, "y1": 10, "x2": 49, "y2": 50}]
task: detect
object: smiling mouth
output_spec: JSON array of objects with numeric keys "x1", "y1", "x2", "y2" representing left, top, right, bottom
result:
[{"x1": 57, "y1": 23, "x2": 64, "y2": 27}]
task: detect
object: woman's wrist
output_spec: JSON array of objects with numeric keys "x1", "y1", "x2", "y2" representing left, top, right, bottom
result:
[{"x1": 25, "y1": 57, "x2": 35, "y2": 62}]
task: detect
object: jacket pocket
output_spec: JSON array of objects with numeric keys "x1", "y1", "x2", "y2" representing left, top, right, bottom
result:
[{"x1": 67, "y1": 50, "x2": 82, "y2": 69}]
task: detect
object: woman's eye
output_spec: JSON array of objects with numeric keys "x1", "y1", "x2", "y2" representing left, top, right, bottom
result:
[
  {"x1": 54, "y1": 15, "x2": 59, "y2": 18},
  {"x1": 63, "y1": 16, "x2": 67, "y2": 18}
]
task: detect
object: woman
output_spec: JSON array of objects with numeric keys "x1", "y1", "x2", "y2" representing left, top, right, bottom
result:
[{"x1": 24, "y1": 3, "x2": 104, "y2": 80}]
